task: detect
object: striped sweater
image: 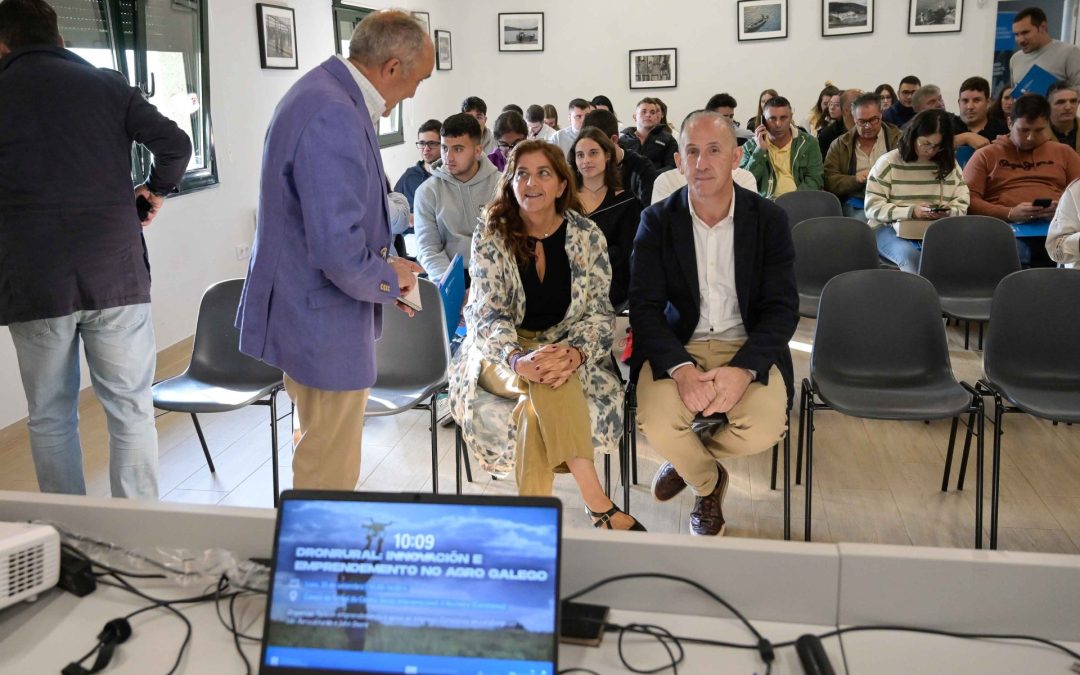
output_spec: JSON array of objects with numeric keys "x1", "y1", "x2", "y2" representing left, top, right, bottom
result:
[{"x1": 864, "y1": 149, "x2": 970, "y2": 229}]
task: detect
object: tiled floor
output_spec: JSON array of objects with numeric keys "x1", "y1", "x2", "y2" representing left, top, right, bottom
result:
[{"x1": 0, "y1": 317, "x2": 1077, "y2": 553}]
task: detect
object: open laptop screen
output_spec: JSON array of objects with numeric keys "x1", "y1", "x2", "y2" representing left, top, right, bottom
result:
[{"x1": 260, "y1": 490, "x2": 561, "y2": 675}]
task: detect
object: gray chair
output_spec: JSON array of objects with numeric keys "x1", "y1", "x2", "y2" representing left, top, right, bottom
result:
[
  {"x1": 792, "y1": 217, "x2": 881, "y2": 318},
  {"x1": 367, "y1": 277, "x2": 451, "y2": 493},
  {"x1": 799, "y1": 270, "x2": 984, "y2": 546},
  {"x1": 918, "y1": 216, "x2": 1021, "y2": 350},
  {"x1": 151, "y1": 279, "x2": 287, "y2": 504},
  {"x1": 945, "y1": 269, "x2": 1080, "y2": 549},
  {"x1": 775, "y1": 190, "x2": 842, "y2": 228}
]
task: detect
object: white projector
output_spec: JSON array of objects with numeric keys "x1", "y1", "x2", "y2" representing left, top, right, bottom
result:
[{"x1": 0, "y1": 522, "x2": 60, "y2": 611}]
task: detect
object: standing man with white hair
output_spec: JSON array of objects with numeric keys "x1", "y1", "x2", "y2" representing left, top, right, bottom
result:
[{"x1": 237, "y1": 10, "x2": 434, "y2": 491}]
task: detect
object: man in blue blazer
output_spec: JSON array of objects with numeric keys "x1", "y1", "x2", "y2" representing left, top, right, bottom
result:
[
  {"x1": 629, "y1": 111, "x2": 798, "y2": 536},
  {"x1": 237, "y1": 11, "x2": 433, "y2": 491}
]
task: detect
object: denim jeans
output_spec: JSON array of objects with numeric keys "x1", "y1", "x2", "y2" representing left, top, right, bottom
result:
[
  {"x1": 874, "y1": 225, "x2": 921, "y2": 272},
  {"x1": 8, "y1": 304, "x2": 159, "y2": 499}
]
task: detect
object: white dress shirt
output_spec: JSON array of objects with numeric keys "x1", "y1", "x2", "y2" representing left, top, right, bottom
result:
[
  {"x1": 335, "y1": 55, "x2": 386, "y2": 127},
  {"x1": 689, "y1": 190, "x2": 747, "y2": 342}
]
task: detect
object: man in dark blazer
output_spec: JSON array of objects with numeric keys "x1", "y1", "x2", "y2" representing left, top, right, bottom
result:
[
  {"x1": 237, "y1": 10, "x2": 432, "y2": 491},
  {"x1": 629, "y1": 111, "x2": 798, "y2": 536},
  {"x1": 0, "y1": 0, "x2": 191, "y2": 499}
]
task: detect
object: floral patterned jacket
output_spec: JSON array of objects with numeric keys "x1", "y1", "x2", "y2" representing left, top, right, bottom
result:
[{"x1": 448, "y1": 209, "x2": 624, "y2": 476}]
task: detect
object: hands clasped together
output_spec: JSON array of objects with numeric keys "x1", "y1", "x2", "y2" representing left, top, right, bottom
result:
[
  {"x1": 672, "y1": 364, "x2": 753, "y2": 417},
  {"x1": 513, "y1": 344, "x2": 584, "y2": 389}
]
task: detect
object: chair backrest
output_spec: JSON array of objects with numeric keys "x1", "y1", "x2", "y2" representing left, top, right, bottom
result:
[
  {"x1": 775, "y1": 190, "x2": 843, "y2": 228},
  {"x1": 984, "y1": 268, "x2": 1080, "y2": 388},
  {"x1": 812, "y1": 270, "x2": 954, "y2": 386},
  {"x1": 188, "y1": 279, "x2": 283, "y2": 387},
  {"x1": 793, "y1": 216, "x2": 881, "y2": 298},
  {"x1": 918, "y1": 216, "x2": 1021, "y2": 297},
  {"x1": 374, "y1": 277, "x2": 451, "y2": 387}
]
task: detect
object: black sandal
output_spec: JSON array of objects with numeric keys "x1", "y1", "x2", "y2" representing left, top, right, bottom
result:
[{"x1": 586, "y1": 503, "x2": 647, "y2": 531}]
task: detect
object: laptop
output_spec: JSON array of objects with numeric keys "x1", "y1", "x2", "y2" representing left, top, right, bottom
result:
[{"x1": 260, "y1": 490, "x2": 562, "y2": 675}]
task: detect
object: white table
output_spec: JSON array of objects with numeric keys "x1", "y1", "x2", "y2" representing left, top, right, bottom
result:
[{"x1": 1, "y1": 491, "x2": 1077, "y2": 674}]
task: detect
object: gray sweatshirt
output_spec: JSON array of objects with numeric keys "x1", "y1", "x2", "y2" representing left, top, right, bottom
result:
[
  {"x1": 1011, "y1": 39, "x2": 1080, "y2": 90},
  {"x1": 413, "y1": 156, "x2": 500, "y2": 279}
]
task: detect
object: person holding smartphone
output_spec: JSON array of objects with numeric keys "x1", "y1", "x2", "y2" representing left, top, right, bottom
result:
[{"x1": 865, "y1": 110, "x2": 970, "y2": 272}]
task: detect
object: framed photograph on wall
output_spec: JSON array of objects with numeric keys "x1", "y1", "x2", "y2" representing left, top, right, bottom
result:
[
  {"x1": 256, "y1": 3, "x2": 297, "y2": 69},
  {"x1": 628, "y1": 48, "x2": 677, "y2": 89},
  {"x1": 435, "y1": 30, "x2": 453, "y2": 70},
  {"x1": 411, "y1": 11, "x2": 431, "y2": 38},
  {"x1": 822, "y1": 0, "x2": 873, "y2": 37},
  {"x1": 737, "y1": 0, "x2": 788, "y2": 41},
  {"x1": 908, "y1": 0, "x2": 963, "y2": 34},
  {"x1": 498, "y1": 12, "x2": 544, "y2": 52}
]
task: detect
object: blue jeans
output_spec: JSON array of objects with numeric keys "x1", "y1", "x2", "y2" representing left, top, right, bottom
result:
[
  {"x1": 8, "y1": 304, "x2": 159, "y2": 499},
  {"x1": 842, "y1": 202, "x2": 868, "y2": 224},
  {"x1": 874, "y1": 225, "x2": 921, "y2": 272}
]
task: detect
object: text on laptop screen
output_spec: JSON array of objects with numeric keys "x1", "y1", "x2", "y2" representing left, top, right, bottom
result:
[{"x1": 262, "y1": 498, "x2": 560, "y2": 675}]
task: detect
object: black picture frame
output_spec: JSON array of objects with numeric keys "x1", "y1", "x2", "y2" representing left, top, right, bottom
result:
[
  {"x1": 256, "y1": 3, "x2": 298, "y2": 70},
  {"x1": 822, "y1": 0, "x2": 874, "y2": 38},
  {"x1": 435, "y1": 29, "x2": 453, "y2": 71},
  {"x1": 498, "y1": 12, "x2": 544, "y2": 52},
  {"x1": 737, "y1": 0, "x2": 788, "y2": 42},
  {"x1": 628, "y1": 48, "x2": 678, "y2": 90},
  {"x1": 908, "y1": 0, "x2": 963, "y2": 34}
]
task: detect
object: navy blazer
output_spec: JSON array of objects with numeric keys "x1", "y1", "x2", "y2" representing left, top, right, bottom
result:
[
  {"x1": 237, "y1": 57, "x2": 399, "y2": 391},
  {"x1": 628, "y1": 185, "x2": 798, "y2": 405}
]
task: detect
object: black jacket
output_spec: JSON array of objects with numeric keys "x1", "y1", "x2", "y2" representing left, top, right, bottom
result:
[
  {"x1": 628, "y1": 185, "x2": 798, "y2": 405},
  {"x1": 619, "y1": 126, "x2": 679, "y2": 171},
  {"x1": 0, "y1": 46, "x2": 191, "y2": 324},
  {"x1": 618, "y1": 148, "x2": 659, "y2": 208},
  {"x1": 584, "y1": 190, "x2": 643, "y2": 309}
]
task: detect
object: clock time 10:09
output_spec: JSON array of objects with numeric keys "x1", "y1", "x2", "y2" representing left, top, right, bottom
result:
[{"x1": 393, "y1": 533, "x2": 436, "y2": 550}]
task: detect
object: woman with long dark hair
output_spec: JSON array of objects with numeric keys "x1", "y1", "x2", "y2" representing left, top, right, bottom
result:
[
  {"x1": 449, "y1": 140, "x2": 643, "y2": 531},
  {"x1": 746, "y1": 88, "x2": 779, "y2": 130},
  {"x1": 874, "y1": 83, "x2": 897, "y2": 111},
  {"x1": 865, "y1": 110, "x2": 969, "y2": 272},
  {"x1": 569, "y1": 128, "x2": 642, "y2": 308},
  {"x1": 989, "y1": 85, "x2": 1014, "y2": 127}
]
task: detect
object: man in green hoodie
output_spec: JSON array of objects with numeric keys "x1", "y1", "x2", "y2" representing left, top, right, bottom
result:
[{"x1": 739, "y1": 96, "x2": 823, "y2": 198}]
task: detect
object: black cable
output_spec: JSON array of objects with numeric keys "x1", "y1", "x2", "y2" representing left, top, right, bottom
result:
[
  {"x1": 557, "y1": 670, "x2": 602, "y2": 675},
  {"x1": 229, "y1": 588, "x2": 253, "y2": 675},
  {"x1": 615, "y1": 623, "x2": 683, "y2": 674}
]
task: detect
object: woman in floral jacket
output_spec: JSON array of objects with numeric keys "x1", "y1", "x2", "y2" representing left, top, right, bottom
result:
[{"x1": 448, "y1": 140, "x2": 642, "y2": 531}]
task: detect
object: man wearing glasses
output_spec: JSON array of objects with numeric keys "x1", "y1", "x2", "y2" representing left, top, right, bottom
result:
[
  {"x1": 413, "y1": 113, "x2": 499, "y2": 282},
  {"x1": 394, "y1": 118, "x2": 442, "y2": 211},
  {"x1": 824, "y1": 92, "x2": 902, "y2": 222}
]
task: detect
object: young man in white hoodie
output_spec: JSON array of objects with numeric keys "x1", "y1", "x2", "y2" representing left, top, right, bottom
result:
[{"x1": 413, "y1": 113, "x2": 500, "y2": 282}]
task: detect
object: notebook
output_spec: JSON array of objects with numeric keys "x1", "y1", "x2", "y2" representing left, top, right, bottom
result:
[{"x1": 259, "y1": 490, "x2": 562, "y2": 675}]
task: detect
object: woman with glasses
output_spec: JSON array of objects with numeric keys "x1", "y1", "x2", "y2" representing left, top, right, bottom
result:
[
  {"x1": 569, "y1": 128, "x2": 642, "y2": 308},
  {"x1": 805, "y1": 83, "x2": 841, "y2": 137},
  {"x1": 875, "y1": 84, "x2": 897, "y2": 111},
  {"x1": 865, "y1": 109, "x2": 969, "y2": 272},
  {"x1": 487, "y1": 111, "x2": 528, "y2": 172},
  {"x1": 449, "y1": 140, "x2": 643, "y2": 531}
]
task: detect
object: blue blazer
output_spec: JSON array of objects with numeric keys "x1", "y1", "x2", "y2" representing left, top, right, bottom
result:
[
  {"x1": 628, "y1": 185, "x2": 799, "y2": 405},
  {"x1": 238, "y1": 57, "x2": 399, "y2": 391}
]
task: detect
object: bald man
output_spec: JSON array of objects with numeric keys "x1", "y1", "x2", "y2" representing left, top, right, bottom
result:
[{"x1": 628, "y1": 111, "x2": 798, "y2": 536}]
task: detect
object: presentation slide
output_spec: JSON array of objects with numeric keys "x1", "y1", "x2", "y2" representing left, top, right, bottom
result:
[{"x1": 262, "y1": 500, "x2": 559, "y2": 675}]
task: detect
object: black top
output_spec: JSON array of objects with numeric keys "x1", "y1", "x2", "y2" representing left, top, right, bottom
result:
[
  {"x1": 950, "y1": 114, "x2": 1010, "y2": 143},
  {"x1": 818, "y1": 119, "x2": 848, "y2": 158},
  {"x1": 0, "y1": 46, "x2": 192, "y2": 325},
  {"x1": 618, "y1": 126, "x2": 679, "y2": 170},
  {"x1": 584, "y1": 190, "x2": 643, "y2": 309},
  {"x1": 520, "y1": 219, "x2": 571, "y2": 331},
  {"x1": 618, "y1": 148, "x2": 659, "y2": 206},
  {"x1": 1052, "y1": 122, "x2": 1077, "y2": 149}
]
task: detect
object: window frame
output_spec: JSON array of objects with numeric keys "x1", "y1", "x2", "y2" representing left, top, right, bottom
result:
[{"x1": 332, "y1": 1, "x2": 405, "y2": 149}]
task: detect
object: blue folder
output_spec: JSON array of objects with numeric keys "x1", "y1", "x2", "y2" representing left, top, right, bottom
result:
[
  {"x1": 438, "y1": 254, "x2": 466, "y2": 343},
  {"x1": 1014, "y1": 64, "x2": 1056, "y2": 97}
]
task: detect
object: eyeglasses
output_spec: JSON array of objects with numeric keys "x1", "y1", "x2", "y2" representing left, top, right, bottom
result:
[
  {"x1": 497, "y1": 139, "x2": 522, "y2": 151},
  {"x1": 854, "y1": 117, "x2": 881, "y2": 127},
  {"x1": 916, "y1": 139, "x2": 943, "y2": 152},
  {"x1": 416, "y1": 141, "x2": 441, "y2": 149}
]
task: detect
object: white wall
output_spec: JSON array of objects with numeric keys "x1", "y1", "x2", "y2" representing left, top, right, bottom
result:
[{"x1": 0, "y1": 0, "x2": 1001, "y2": 429}]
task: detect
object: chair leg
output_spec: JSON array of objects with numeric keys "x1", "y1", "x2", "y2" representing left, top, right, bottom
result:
[
  {"x1": 603, "y1": 454, "x2": 611, "y2": 498},
  {"x1": 270, "y1": 391, "x2": 280, "y2": 507},
  {"x1": 975, "y1": 402, "x2": 986, "y2": 550},
  {"x1": 942, "y1": 416, "x2": 959, "y2": 491},
  {"x1": 783, "y1": 411, "x2": 791, "y2": 541},
  {"x1": 630, "y1": 405, "x2": 639, "y2": 485},
  {"x1": 957, "y1": 411, "x2": 976, "y2": 491},
  {"x1": 769, "y1": 442, "x2": 779, "y2": 491},
  {"x1": 964, "y1": 321, "x2": 970, "y2": 350},
  {"x1": 190, "y1": 413, "x2": 215, "y2": 473},
  {"x1": 990, "y1": 403, "x2": 1004, "y2": 550},
  {"x1": 454, "y1": 425, "x2": 463, "y2": 495},
  {"x1": 429, "y1": 396, "x2": 439, "y2": 495},
  {"x1": 620, "y1": 422, "x2": 631, "y2": 514},
  {"x1": 977, "y1": 322, "x2": 984, "y2": 350},
  {"x1": 804, "y1": 401, "x2": 815, "y2": 543},
  {"x1": 796, "y1": 387, "x2": 807, "y2": 485}
]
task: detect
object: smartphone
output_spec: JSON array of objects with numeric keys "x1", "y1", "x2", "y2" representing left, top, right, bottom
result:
[
  {"x1": 136, "y1": 195, "x2": 153, "y2": 221},
  {"x1": 928, "y1": 205, "x2": 949, "y2": 213},
  {"x1": 559, "y1": 601, "x2": 609, "y2": 647},
  {"x1": 1033, "y1": 198, "x2": 1053, "y2": 208}
]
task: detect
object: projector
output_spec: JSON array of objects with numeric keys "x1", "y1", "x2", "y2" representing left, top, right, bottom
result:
[{"x1": 0, "y1": 522, "x2": 60, "y2": 611}]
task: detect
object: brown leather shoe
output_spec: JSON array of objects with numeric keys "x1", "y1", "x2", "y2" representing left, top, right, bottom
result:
[
  {"x1": 651, "y1": 461, "x2": 687, "y2": 502},
  {"x1": 690, "y1": 462, "x2": 729, "y2": 536}
]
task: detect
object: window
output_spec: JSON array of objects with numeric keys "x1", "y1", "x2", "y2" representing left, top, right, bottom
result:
[
  {"x1": 54, "y1": 0, "x2": 217, "y2": 193},
  {"x1": 332, "y1": 2, "x2": 404, "y2": 148}
]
